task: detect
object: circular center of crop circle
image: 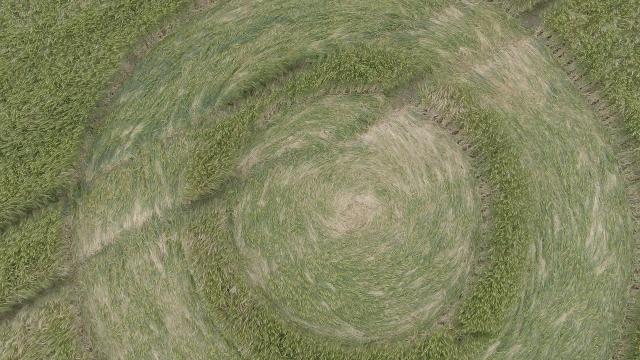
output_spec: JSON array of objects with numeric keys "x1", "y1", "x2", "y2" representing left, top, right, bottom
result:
[{"x1": 234, "y1": 96, "x2": 482, "y2": 341}]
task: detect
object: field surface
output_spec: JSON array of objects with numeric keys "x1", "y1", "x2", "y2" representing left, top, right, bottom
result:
[{"x1": 1, "y1": 0, "x2": 639, "y2": 359}]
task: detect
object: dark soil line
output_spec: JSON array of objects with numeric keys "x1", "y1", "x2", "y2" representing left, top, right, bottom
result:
[
  {"x1": 517, "y1": 0, "x2": 558, "y2": 30},
  {"x1": 0, "y1": 189, "x2": 65, "y2": 234},
  {"x1": 0, "y1": 277, "x2": 70, "y2": 324}
]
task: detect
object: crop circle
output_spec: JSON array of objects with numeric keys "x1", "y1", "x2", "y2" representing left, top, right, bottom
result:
[
  {"x1": 8, "y1": 1, "x2": 633, "y2": 359},
  {"x1": 234, "y1": 96, "x2": 483, "y2": 340}
]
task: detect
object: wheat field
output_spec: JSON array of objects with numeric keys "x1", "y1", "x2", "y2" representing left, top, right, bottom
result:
[{"x1": 1, "y1": 0, "x2": 640, "y2": 359}]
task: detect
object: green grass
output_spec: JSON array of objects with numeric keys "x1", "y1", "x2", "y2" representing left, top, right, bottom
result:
[
  {"x1": 0, "y1": 203, "x2": 68, "y2": 314},
  {"x1": 0, "y1": 0, "x2": 189, "y2": 229}
]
